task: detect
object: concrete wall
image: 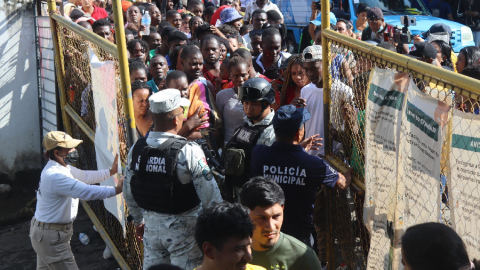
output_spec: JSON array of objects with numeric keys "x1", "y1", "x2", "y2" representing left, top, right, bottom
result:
[{"x1": 0, "y1": 0, "x2": 42, "y2": 181}]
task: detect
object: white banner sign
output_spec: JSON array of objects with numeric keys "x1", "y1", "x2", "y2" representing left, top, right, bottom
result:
[
  {"x1": 449, "y1": 110, "x2": 480, "y2": 260},
  {"x1": 89, "y1": 48, "x2": 126, "y2": 235}
]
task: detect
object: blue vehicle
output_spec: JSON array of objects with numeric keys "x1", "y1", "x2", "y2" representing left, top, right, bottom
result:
[{"x1": 273, "y1": 0, "x2": 475, "y2": 53}]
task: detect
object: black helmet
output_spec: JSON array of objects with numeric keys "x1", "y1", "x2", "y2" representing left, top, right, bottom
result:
[{"x1": 238, "y1": 78, "x2": 275, "y2": 105}]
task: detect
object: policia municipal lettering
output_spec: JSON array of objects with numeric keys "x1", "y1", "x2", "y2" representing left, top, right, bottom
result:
[{"x1": 223, "y1": 78, "x2": 277, "y2": 202}]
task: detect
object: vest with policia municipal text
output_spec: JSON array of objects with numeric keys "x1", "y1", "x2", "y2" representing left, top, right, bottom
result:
[
  {"x1": 130, "y1": 137, "x2": 200, "y2": 214},
  {"x1": 224, "y1": 123, "x2": 271, "y2": 187}
]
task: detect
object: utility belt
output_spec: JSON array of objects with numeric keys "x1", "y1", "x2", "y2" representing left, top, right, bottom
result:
[{"x1": 32, "y1": 217, "x2": 72, "y2": 231}]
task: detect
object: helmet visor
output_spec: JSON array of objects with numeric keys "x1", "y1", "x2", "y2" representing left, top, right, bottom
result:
[{"x1": 238, "y1": 86, "x2": 263, "y2": 101}]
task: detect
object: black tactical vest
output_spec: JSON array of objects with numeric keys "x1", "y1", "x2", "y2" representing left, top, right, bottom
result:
[
  {"x1": 130, "y1": 137, "x2": 200, "y2": 214},
  {"x1": 225, "y1": 123, "x2": 271, "y2": 187}
]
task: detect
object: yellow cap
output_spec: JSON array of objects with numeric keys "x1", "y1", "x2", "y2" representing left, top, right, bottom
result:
[{"x1": 43, "y1": 131, "x2": 83, "y2": 151}]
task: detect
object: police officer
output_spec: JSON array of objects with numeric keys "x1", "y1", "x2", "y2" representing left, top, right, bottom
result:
[
  {"x1": 251, "y1": 105, "x2": 351, "y2": 254},
  {"x1": 31, "y1": 131, "x2": 122, "y2": 270},
  {"x1": 223, "y1": 77, "x2": 276, "y2": 202},
  {"x1": 123, "y1": 89, "x2": 223, "y2": 270}
]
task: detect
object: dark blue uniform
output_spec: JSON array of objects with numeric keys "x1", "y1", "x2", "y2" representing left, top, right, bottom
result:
[{"x1": 251, "y1": 141, "x2": 339, "y2": 247}]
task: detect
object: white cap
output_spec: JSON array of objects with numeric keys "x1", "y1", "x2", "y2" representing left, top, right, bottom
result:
[{"x1": 149, "y1": 89, "x2": 190, "y2": 114}]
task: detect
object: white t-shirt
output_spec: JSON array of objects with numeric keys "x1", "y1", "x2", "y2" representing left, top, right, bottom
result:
[
  {"x1": 301, "y1": 80, "x2": 353, "y2": 157},
  {"x1": 301, "y1": 83, "x2": 325, "y2": 157},
  {"x1": 35, "y1": 160, "x2": 114, "y2": 224}
]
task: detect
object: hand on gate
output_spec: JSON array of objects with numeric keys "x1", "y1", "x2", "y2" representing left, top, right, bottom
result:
[
  {"x1": 135, "y1": 223, "x2": 145, "y2": 243},
  {"x1": 300, "y1": 134, "x2": 323, "y2": 151}
]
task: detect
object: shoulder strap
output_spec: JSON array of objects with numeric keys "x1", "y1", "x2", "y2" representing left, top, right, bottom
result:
[
  {"x1": 251, "y1": 123, "x2": 273, "y2": 145},
  {"x1": 224, "y1": 122, "x2": 249, "y2": 149},
  {"x1": 164, "y1": 139, "x2": 188, "y2": 176}
]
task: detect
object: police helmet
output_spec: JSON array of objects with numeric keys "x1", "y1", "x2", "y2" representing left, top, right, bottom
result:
[{"x1": 238, "y1": 78, "x2": 275, "y2": 105}]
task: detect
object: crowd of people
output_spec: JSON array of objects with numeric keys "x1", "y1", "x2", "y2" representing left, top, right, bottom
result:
[{"x1": 32, "y1": 0, "x2": 480, "y2": 269}]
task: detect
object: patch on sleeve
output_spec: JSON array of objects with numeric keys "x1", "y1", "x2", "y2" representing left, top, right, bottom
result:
[
  {"x1": 202, "y1": 167, "x2": 213, "y2": 181},
  {"x1": 198, "y1": 157, "x2": 208, "y2": 169}
]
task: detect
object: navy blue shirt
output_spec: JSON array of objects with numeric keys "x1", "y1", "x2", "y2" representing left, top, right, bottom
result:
[{"x1": 251, "y1": 141, "x2": 339, "y2": 237}]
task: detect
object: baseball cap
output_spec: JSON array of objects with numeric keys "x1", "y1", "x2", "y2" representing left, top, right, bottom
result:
[
  {"x1": 367, "y1": 7, "x2": 383, "y2": 20},
  {"x1": 422, "y1": 23, "x2": 452, "y2": 39},
  {"x1": 408, "y1": 42, "x2": 437, "y2": 60},
  {"x1": 220, "y1": 7, "x2": 243, "y2": 24},
  {"x1": 303, "y1": 45, "x2": 323, "y2": 62},
  {"x1": 310, "y1": 12, "x2": 337, "y2": 27},
  {"x1": 149, "y1": 89, "x2": 190, "y2": 114},
  {"x1": 273, "y1": 105, "x2": 311, "y2": 135},
  {"x1": 43, "y1": 131, "x2": 83, "y2": 151}
]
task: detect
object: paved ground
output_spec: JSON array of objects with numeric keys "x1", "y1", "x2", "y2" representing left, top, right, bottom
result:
[{"x1": 0, "y1": 206, "x2": 119, "y2": 270}]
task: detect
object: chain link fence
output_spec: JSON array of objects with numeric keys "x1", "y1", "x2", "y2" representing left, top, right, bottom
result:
[
  {"x1": 50, "y1": 14, "x2": 142, "y2": 269},
  {"x1": 322, "y1": 29, "x2": 480, "y2": 269}
]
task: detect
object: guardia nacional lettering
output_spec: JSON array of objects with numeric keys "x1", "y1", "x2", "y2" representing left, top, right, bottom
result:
[{"x1": 135, "y1": 156, "x2": 167, "y2": 173}]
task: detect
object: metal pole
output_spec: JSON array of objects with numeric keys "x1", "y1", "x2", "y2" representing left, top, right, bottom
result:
[
  {"x1": 321, "y1": 0, "x2": 331, "y2": 155},
  {"x1": 112, "y1": 0, "x2": 137, "y2": 147},
  {"x1": 47, "y1": 0, "x2": 72, "y2": 135}
]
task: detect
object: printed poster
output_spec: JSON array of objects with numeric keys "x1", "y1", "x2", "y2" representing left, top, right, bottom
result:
[
  {"x1": 395, "y1": 79, "x2": 449, "y2": 268},
  {"x1": 89, "y1": 48, "x2": 126, "y2": 235},
  {"x1": 364, "y1": 68, "x2": 407, "y2": 270},
  {"x1": 449, "y1": 110, "x2": 480, "y2": 260}
]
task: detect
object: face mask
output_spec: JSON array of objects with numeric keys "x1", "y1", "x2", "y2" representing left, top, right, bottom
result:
[{"x1": 61, "y1": 150, "x2": 79, "y2": 165}]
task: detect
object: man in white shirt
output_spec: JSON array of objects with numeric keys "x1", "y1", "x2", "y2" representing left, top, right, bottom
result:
[
  {"x1": 301, "y1": 45, "x2": 353, "y2": 157},
  {"x1": 243, "y1": 0, "x2": 283, "y2": 24},
  {"x1": 31, "y1": 131, "x2": 122, "y2": 270}
]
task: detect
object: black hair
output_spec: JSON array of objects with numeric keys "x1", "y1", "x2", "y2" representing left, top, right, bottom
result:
[
  {"x1": 129, "y1": 58, "x2": 148, "y2": 75},
  {"x1": 205, "y1": 6, "x2": 217, "y2": 16},
  {"x1": 158, "y1": 21, "x2": 172, "y2": 35},
  {"x1": 252, "y1": 9, "x2": 267, "y2": 19},
  {"x1": 168, "y1": 30, "x2": 188, "y2": 44},
  {"x1": 195, "y1": 202, "x2": 254, "y2": 252},
  {"x1": 356, "y1": 2, "x2": 370, "y2": 14},
  {"x1": 401, "y1": 222, "x2": 480, "y2": 270},
  {"x1": 189, "y1": 16, "x2": 204, "y2": 33},
  {"x1": 181, "y1": 45, "x2": 202, "y2": 60},
  {"x1": 44, "y1": 146, "x2": 63, "y2": 160},
  {"x1": 218, "y1": 37, "x2": 232, "y2": 55},
  {"x1": 77, "y1": 21, "x2": 91, "y2": 29},
  {"x1": 249, "y1": 29, "x2": 263, "y2": 38},
  {"x1": 240, "y1": 176, "x2": 286, "y2": 210},
  {"x1": 127, "y1": 39, "x2": 150, "y2": 62},
  {"x1": 69, "y1": 9, "x2": 85, "y2": 21},
  {"x1": 200, "y1": 34, "x2": 220, "y2": 49},
  {"x1": 228, "y1": 56, "x2": 248, "y2": 72},
  {"x1": 376, "y1": 42, "x2": 396, "y2": 52},
  {"x1": 431, "y1": 40, "x2": 454, "y2": 69},
  {"x1": 262, "y1": 27, "x2": 281, "y2": 41},
  {"x1": 92, "y1": 19, "x2": 111, "y2": 32},
  {"x1": 194, "y1": 22, "x2": 213, "y2": 39},
  {"x1": 182, "y1": 13, "x2": 193, "y2": 20},
  {"x1": 263, "y1": 24, "x2": 286, "y2": 49},
  {"x1": 147, "y1": 263, "x2": 185, "y2": 270},
  {"x1": 459, "y1": 46, "x2": 480, "y2": 68},
  {"x1": 166, "y1": 70, "x2": 187, "y2": 86},
  {"x1": 314, "y1": 26, "x2": 322, "y2": 35},
  {"x1": 170, "y1": 44, "x2": 186, "y2": 70},
  {"x1": 461, "y1": 64, "x2": 480, "y2": 80},
  {"x1": 131, "y1": 80, "x2": 152, "y2": 96},
  {"x1": 187, "y1": 0, "x2": 202, "y2": 9},
  {"x1": 232, "y1": 47, "x2": 252, "y2": 60},
  {"x1": 266, "y1": 10, "x2": 282, "y2": 22},
  {"x1": 142, "y1": 27, "x2": 160, "y2": 43},
  {"x1": 160, "y1": 26, "x2": 177, "y2": 39},
  {"x1": 336, "y1": 18, "x2": 351, "y2": 30},
  {"x1": 239, "y1": 25, "x2": 249, "y2": 36},
  {"x1": 218, "y1": 24, "x2": 239, "y2": 36},
  {"x1": 166, "y1": 9, "x2": 180, "y2": 20}
]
